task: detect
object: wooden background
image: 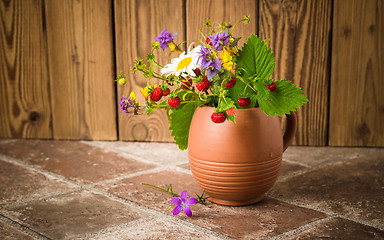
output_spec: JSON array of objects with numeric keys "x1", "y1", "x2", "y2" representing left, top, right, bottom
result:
[{"x1": 1, "y1": 0, "x2": 383, "y2": 147}]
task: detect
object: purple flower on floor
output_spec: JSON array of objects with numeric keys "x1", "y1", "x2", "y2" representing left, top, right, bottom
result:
[
  {"x1": 171, "y1": 190, "x2": 198, "y2": 217},
  {"x1": 155, "y1": 28, "x2": 178, "y2": 50},
  {"x1": 208, "y1": 29, "x2": 230, "y2": 51}
]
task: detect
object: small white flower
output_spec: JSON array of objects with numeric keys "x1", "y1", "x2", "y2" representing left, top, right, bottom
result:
[{"x1": 161, "y1": 43, "x2": 201, "y2": 78}]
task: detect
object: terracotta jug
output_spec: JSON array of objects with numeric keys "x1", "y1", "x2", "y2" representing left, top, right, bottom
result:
[{"x1": 188, "y1": 106, "x2": 297, "y2": 206}]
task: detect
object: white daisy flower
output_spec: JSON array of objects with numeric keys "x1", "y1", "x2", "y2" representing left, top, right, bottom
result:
[{"x1": 161, "y1": 43, "x2": 202, "y2": 78}]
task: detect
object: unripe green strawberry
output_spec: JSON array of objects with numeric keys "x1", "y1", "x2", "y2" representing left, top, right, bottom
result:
[
  {"x1": 118, "y1": 78, "x2": 127, "y2": 85},
  {"x1": 168, "y1": 96, "x2": 181, "y2": 108},
  {"x1": 238, "y1": 97, "x2": 251, "y2": 108},
  {"x1": 211, "y1": 112, "x2": 226, "y2": 123},
  {"x1": 150, "y1": 87, "x2": 163, "y2": 102}
]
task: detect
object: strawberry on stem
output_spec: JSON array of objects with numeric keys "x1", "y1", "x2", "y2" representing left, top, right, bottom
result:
[
  {"x1": 266, "y1": 81, "x2": 276, "y2": 92},
  {"x1": 150, "y1": 87, "x2": 163, "y2": 102},
  {"x1": 163, "y1": 88, "x2": 170, "y2": 96},
  {"x1": 225, "y1": 76, "x2": 236, "y2": 88},
  {"x1": 196, "y1": 77, "x2": 210, "y2": 91},
  {"x1": 168, "y1": 96, "x2": 181, "y2": 108},
  {"x1": 211, "y1": 112, "x2": 226, "y2": 123},
  {"x1": 238, "y1": 97, "x2": 251, "y2": 108},
  {"x1": 181, "y1": 77, "x2": 192, "y2": 90}
]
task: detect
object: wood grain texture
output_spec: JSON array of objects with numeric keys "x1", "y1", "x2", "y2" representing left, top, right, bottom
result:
[
  {"x1": 45, "y1": 0, "x2": 117, "y2": 140},
  {"x1": 186, "y1": 0, "x2": 258, "y2": 47},
  {"x1": 114, "y1": 0, "x2": 184, "y2": 141},
  {"x1": 329, "y1": 0, "x2": 384, "y2": 146},
  {"x1": 0, "y1": 0, "x2": 52, "y2": 138},
  {"x1": 259, "y1": 0, "x2": 332, "y2": 146}
]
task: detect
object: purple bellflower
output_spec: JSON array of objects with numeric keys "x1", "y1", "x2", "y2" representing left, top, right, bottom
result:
[
  {"x1": 155, "y1": 28, "x2": 178, "y2": 50},
  {"x1": 120, "y1": 96, "x2": 139, "y2": 115},
  {"x1": 171, "y1": 190, "x2": 198, "y2": 217},
  {"x1": 208, "y1": 29, "x2": 230, "y2": 51},
  {"x1": 198, "y1": 45, "x2": 222, "y2": 80}
]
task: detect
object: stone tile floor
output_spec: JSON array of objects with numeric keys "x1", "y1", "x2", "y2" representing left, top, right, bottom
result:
[{"x1": 0, "y1": 139, "x2": 383, "y2": 239}]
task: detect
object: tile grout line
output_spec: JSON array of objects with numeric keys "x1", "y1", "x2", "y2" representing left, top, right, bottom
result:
[
  {"x1": 80, "y1": 187, "x2": 235, "y2": 240},
  {"x1": 282, "y1": 158, "x2": 311, "y2": 168},
  {"x1": 0, "y1": 152, "x2": 232, "y2": 239},
  {"x1": 266, "y1": 194, "x2": 384, "y2": 231},
  {"x1": 274, "y1": 155, "x2": 371, "y2": 184},
  {"x1": 72, "y1": 216, "x2": 157, "y2": 240},
  {"x1": 269, "y1": 216, "x2": 337, "y2": 240},
  {"x1": 81, "y1": 141, "x2": 190, "y2": 167},
  {"x1": 0, "y1": 153, "x2": 81, "y2": 187},
  {"x1": 0, "y1": 214, "x2": 52, "y2": 240}
]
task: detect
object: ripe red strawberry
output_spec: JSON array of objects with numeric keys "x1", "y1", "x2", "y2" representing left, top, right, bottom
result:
[
  {"x1": 206, "y1": 37, "x2": 213, "y2": 46},
  {"x1": 225, "y1": 76, "x2": 236, "y2": 88},
  {"x1": 238, "y1": 97, "x2": 251, "y2": 108},
  {"x1": 193, "y1": 68, "x2": 201, "y2": 77},
  {"x1": 168, "y1": 96, "x2": 181, "y2": 108},
  {"x1": 181, "y1": 77, "x2": 192, "y2": 89},
  {"x1": 211, "y1": 112, "x2": 226, "y2": 123},
  {"x1": 163, "y1": 88, "x2": 170, "y2": 96},
  {"x1": 150, "y1": 87, "x2": 163, "y2": 102},
  {"x1": 196, "y1": 78, "x2": 210, "y2": 91},
  {"x1": 266, "y1": 81, "x2": 277, "y2": 92}
]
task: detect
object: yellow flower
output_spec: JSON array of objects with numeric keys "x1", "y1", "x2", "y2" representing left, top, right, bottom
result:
[
  {"x1": 219, "y1": 48, "x2": 234, "y2": 70},
  {"x1": 169, "y1": 43, "x2": 176, "y2": 51},
  {"x1": 130, "y1": 91, "x2": 136, "y2": 100},
  {"x1": 140, "y1": 86, "x2": 149, "y2": 99},
  {"x1": 222, "y1": 61, "x2": 233, "y2": 70}
]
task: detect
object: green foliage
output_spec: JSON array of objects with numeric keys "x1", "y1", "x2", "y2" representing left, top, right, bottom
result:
[
  {"x1": 228, "y1": 34, "x2": 275, "y2": 108},
  {"x1": 168, "y1": 102, "x2": 197, "y2": 150},
  {"x1": 257, "y1": 80, "x2": 309, "y2": 116},
  {"x1": 237, "y1": 34, "x2": 275, "y2": 83}
]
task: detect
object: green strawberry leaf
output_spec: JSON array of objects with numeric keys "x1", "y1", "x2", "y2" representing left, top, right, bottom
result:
[
  {"x1": 257, "y1": 79, "x2": 308, "y2": 117},
  {"x1": 228, "y1": 34, "x2": 275, "y2": 108},
  {"x1": 218, "y1": 97, "x2": 235, "y2": 112},
  {"x1": 237, "y1": 34, "x2": 275, "y2": 83},
  {"x1": 168, "y1": 102, "x2": 197, "y2": 150},
  {"x1": 227, "y1": 80, "x2": 257, "y2": 108}
]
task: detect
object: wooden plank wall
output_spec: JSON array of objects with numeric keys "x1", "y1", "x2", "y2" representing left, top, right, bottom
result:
[{"x1": 1, "y1": 0, "x2": 383, "y2": 147}]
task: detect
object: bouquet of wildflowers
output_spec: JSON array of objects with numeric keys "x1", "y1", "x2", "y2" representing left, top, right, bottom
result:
[{"x1": 116, "y1": 17, "x2": 308, "y2": 150}]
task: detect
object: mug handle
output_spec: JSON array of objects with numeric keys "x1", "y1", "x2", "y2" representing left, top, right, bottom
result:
[{"x1": 283, "y1": 111, "x2": 297, "y2": 152}]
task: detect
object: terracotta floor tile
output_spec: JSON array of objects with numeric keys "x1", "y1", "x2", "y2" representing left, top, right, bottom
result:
[
  {"x1": 0, "y1": 159, "x2": 73, "y2": 206},
  {"x1": 183, "y1": 197, "x2": 326, "y2": 239},
  {"x1": 270, "y1": 152, "x2": 384, "y2": 225},
  {"x1": 278, "y1": 161, "x2": 307, "y2": 177},
  {"x1": 287, "y1": 217, "x2": 384, "y2": 239},
  {"x1": 1, "y1": 190, "x2": 150, "y2": 239},
  {"x1": 96, "y1": 170, "x2": 203, "y2": 215},
  {"x1": 283, "y1": 146, "x2": 383, "y2": 166},
  {"x1": 0, "y1": 221, "x2": 35, "y2": 240},
  {"x1": 88, "y1": 217, "x2": 223, "y2": 240},
  {"x1": 98, "y1": 170, "x2": 326, "y2": 239},
  {"x1": 86, "y1": 141, "x2": 189, "y2": 166},
  {"x1": 0, "y1": 140, "x2": 156, "y2": 184}
]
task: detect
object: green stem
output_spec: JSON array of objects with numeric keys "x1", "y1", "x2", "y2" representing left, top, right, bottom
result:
[{"x1": 141, "y1": 183, "x2": 179, "y2": 197}]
